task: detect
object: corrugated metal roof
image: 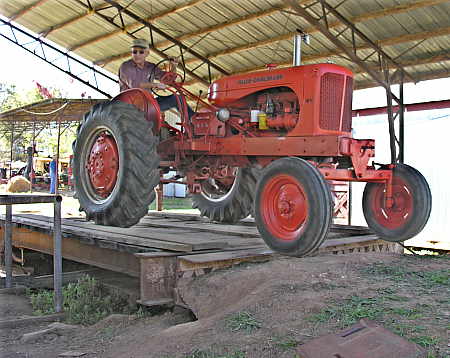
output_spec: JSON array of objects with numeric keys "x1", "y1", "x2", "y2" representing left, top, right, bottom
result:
[{"x1": 0, "y1": 0, "x2": 449, "y2": 96}]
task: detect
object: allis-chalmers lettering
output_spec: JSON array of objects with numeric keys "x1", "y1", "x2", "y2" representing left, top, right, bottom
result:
[{"x1": 238, "y1": 74, "x2": 283, "y2": 85}]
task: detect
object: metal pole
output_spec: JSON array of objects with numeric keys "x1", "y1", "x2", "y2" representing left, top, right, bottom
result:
[
  {"x1": 4, "y1": 204, "x2": 12, "y2": 288},
  {"x1": 9, "y1": 124, "x2": 14, "y2": 178},
  {"x1": 293, "y1": 34, "x2": 302, "y2": 66},
  {"x1": 53, "y1": 196, "x2": 63, "y2": 312},
  {"x1": 399, "y1": 72, "x2": 405, "y2": 163},
  {"x1": 56, "y1": 117, "x2": 61, "y2": 195}
]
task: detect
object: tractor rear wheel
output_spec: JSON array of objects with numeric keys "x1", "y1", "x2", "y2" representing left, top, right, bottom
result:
[
  {"x1": 362, "y1": 164, "x2": 431, "y2": 242},
  {"x1": 192, "y1": 167, "x2": 258, "y2": 223},
  {"x1": 254, "y1": 157, "x2": 332, "y2": 257},
  {"x1": 73, "y1": 101, "x2": 160, "y2": 227}
]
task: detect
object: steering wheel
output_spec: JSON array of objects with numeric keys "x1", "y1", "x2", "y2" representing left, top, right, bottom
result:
[{"x1": 149, "y1": 58, "x2": 186, "y2": 97}]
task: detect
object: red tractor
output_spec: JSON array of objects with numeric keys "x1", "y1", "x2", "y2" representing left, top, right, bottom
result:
[{"x1": 72, "y1": 59, "x2": 431, "y2": 257}]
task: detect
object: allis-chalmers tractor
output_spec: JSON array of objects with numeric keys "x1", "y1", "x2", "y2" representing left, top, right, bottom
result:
[{"x1": 73, "y1": 56, "x2": 431, "y2": 257}]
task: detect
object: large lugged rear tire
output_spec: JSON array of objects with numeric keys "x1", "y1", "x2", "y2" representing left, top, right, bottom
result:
[
  {"x1": 73, "y1": 101, "x2": 160, "y2": 227},
  {"x1": 255, "y1": 157, "x2": 333, "y2": 257},
  {"x1": 191, "y1": 167, "x2": 259, "y2": 223},
  {"x1": 362, "y1": 164, "x2": 431, "y2": 242}
]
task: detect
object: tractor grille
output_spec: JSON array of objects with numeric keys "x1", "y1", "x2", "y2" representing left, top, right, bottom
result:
[
  {"x1": 320, "y1": 73, "x2": 352, "y2": 132},
  {"x1": 342, "y1": 77, "x2": 353, "y2": 132}
]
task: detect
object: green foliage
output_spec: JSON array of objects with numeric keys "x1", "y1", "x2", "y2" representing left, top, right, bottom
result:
[
  {"x1": 410, "y1": 336, "x2": 441, "y2": 348},
  {"x1": 28, "y1": 275, "x2": 131, "y2": 325},
  {"x1": 226, "y1": 311, "x2": 262, "y2": 332},
  {"x1": 271, "y1": 336, "x2": 300, "y2": 350},
  {"x1": 308, "y1": 296, "x2": 385, "y2": 328},
  {"x1": 0, "y1": 82, "x2": 45, "y2": 112},
  {"x1": 149, "y1": 197, "x2": 193, "y2": 210},
  {"x1": 361, "y1": 263, "x2": 449, "y2": 288},
  {"x1": 184, "y1": 350, "x2": 246, "y2": 358},
  {"x1": 0, "y1": 82, "x2": 76, "y2": 162}
]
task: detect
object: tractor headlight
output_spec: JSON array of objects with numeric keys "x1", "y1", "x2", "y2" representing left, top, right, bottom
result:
[{"x1": 217, "y1": 108, "x2": 230, "y2": 122}]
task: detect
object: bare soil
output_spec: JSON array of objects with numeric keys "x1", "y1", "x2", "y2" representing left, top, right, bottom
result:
[{"x1": 1, "y1": 252, "x2": 448, "y2": 358}]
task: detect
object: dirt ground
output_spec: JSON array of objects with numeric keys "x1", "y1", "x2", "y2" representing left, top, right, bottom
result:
[{"x1": 1, "y1": 252, "x2": 449, "y2": 358}]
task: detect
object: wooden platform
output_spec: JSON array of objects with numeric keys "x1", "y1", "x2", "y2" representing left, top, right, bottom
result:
[{"x1": 0, "y1": 211, "x2": 401, "y2": 306}]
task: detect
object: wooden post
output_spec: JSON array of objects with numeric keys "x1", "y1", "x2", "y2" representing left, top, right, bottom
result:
[
  {"x1": 155, "y1": 183, "x2": 163, "y2": 211},
  {"x1": 4, "y1": 204, "x2": 12, "y2": 288},
  {"x1": 53, "y1": 196, "x2": 63, "y2": 312}
]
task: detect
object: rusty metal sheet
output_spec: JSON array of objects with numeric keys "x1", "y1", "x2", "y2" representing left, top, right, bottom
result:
[{"x1": 297, "y1": 319, "x2": 425, "y2": 358}]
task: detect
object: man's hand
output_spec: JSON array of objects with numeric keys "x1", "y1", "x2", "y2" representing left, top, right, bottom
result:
[{"x1": 168, "y1": 57, "x2": 179, "y2": 72}]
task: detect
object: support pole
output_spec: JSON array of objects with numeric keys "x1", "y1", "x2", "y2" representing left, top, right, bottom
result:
[
  {"x1": 55, "y1": 116, "x2": 62, "y2": 194},
  {"x1": 53, "y1": 196, "x2": 63, "y2": 312},
  {"x1": 399, "y1": 72, "x2": 405, "y2": 163},
  {"x1": 4, "y1": 204, "x2": 12, "y2": 288},
  {"x1": 9, "y1": 125, "x2": 14, "y2": 178},
  {"x1": 156, "y1": 183, "x2": 163, "y2": 211}
]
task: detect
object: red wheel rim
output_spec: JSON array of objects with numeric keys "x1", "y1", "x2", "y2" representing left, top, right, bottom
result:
[
  {"x1": 86, "y1": 131, "x2": 119, "y2": 198},
  {"x1": 261, "y1": 174, "x2": 308, "y2": 241},
  {"x1": 371, "y1": 176, "x2": 413, "y2": 229}
]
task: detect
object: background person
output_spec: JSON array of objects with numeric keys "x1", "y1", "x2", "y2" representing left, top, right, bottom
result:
[{"x1": 49, "y1": 155, "x2": 57, "y2": 194}]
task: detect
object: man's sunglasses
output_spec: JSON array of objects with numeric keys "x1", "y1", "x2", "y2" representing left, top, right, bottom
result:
[{"x1": 132, "y1": 49, "x2": 146, "y2": 54}]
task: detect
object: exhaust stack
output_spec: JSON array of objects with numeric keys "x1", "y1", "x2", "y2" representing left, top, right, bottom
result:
[{"x1": 293, "y1": 31, "x2": 310, "y2": 66}]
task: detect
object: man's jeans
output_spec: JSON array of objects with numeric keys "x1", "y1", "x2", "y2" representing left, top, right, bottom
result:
[{"x1": 156, "y1": 95, "x2": 194, "y2": 119}]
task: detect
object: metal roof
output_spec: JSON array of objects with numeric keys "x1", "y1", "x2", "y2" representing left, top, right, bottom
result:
[
  {"x1": 0, "y1": 0, "x2": 449, "y2": 97},
  {"x1": 0, "y1": 98, "x2": 105, "y2": 136}
]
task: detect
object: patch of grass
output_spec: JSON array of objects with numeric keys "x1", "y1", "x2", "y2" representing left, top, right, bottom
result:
[
  {"x1": 362, "y1": 263, "x2": 408, "y2": 280},
  {"x1": 185, "y1": 349, "x2": 246, "y2": 358},
  {"x1": 149, "y1": 197, "x2": 193, "y2": 210},
  {"x1": 420, "y1": 270, "x2": 449, "y2": 287},
  {"x1": 271, "y1": 336, "x2": 300, "y2": 350},
  {"x1": 361, "y1": 264, "x2": 449, "y2": 289},
  {"x1": 387, "y1": 322, "x2": 427, "y2": 337},
  {"x1": 410, "y1": 336, "x2": 441, "y2": 348},
  {"x1": 308, "y1": 296, "x2": 384, "y2": 328},
  {"x1": 28, "y1": 275, "x2": 132, "y2": 325},
  {"x1": 226, "y1": 311, "x2": 261, "y2": 333},
  {"x1": 390, "y1": 307, "x2": 423, "y2": 319}
]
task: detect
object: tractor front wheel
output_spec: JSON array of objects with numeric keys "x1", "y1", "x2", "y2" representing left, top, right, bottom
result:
[
  {"x1": 73, "y1": 101, "x2": 160, "y2": 227},
  {"x1": 192, "y1": 168, "x2": 258, "y2": 223},
  {"x1": 362, "y1": 164, "x2": 431, "y2": 242},
  {"x1": 254, "y1": 157, "x2": 332, "y2": 256}
]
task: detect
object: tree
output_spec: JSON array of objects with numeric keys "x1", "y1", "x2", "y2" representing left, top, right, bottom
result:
[{"x1": 0, "y1": 82, "x2": 75, "y2": 164}]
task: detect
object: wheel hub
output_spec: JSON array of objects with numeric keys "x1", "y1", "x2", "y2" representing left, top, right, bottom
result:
[
  {"x1": 262, "y1": 175, "x2": 308, "y2": 241},
  {"x1": 372, "y1": 179, "x2": 413, "y2": 229},
  {"x1": 86, "y1": 132, "x2": 119, "y2": 197}
]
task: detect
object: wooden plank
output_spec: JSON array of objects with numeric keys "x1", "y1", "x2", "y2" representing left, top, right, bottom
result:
[
  {"x1": 141, "y1": 215, "x2": 369, "y2": 239},
  {"x1": 0, "y1": 269, "x2": 99, "y2": 289},
  {"x1": 178, "y1": 248, "x2": 274, "y2": 264},
  {"x1": 11, "y1": 214, "x2": 230, "y2": 250},
  {"x1": 4, "y1": 215, "x2": 193, "y2": 252},
  {"x1": 0, "y1": 313, "x2": 65, "y2": 329},
  {"x1": 320, "y1": 234, "x2": 380, "y2": 248},
  {"x1": 146, "y1": 212, "x2": 373, "y2": 234}
]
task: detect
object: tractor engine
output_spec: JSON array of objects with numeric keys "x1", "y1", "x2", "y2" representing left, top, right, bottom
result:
[{"x1": 195, "y1": 63, "x2": 353, "y2": 139}]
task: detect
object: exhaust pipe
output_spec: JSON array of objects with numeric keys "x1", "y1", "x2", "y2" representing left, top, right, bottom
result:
[{"x1": 293, "y1": 30, "x2": 310, "y2": 66}]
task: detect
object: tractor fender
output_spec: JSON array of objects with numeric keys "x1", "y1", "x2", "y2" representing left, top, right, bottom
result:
[{"x1": 113, "y1": 88, "x2": 162, "y2": 133}]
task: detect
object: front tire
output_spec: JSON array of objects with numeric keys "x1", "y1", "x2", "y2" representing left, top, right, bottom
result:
[
  {"x1": 73, "y1": 101, "x2": 160, "y2": 227},
  {"x1": 255, "y1": 157, "x2": 333, "y2": 257},
  {"x1": 362, "y1": 164, "x2": 431, "y2": 242}
]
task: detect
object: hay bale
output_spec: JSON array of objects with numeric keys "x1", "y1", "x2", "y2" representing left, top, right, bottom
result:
[{"x1": 6, "y1": 176, "x2": 31, "y2": 193}]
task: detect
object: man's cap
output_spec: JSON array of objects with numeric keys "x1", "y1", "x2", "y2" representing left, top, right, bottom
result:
[{"x1": 131, "y1": 38, "x2": 149, "y2": 49}]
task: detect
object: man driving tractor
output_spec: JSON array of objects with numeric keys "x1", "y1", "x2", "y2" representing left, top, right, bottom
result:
[{"x1": 118, "y1": 38, "x2": 194, "y2": 118}]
